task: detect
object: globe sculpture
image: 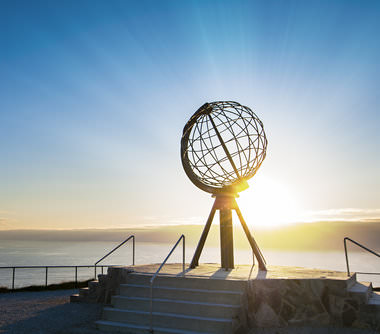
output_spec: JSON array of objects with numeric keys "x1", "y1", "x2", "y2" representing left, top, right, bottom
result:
[{"x1": 181, "y1": 101, "x2": 267, "y2": 270}]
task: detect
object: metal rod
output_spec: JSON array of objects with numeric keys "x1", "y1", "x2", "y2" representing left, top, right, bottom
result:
[
  {"x1": 190, "y1": 201, "x2": 217, "y2": 268},
  {"x1": 150, "y1": 235, "x2": 185, "y2": 333},
  {"x1": 344, "y1": 237, "x2": 380, "y2": 277},
  {"x1": 12, "y1": 267, "x2": 15, "y2": 290},
  {"x1": 208, "y1": 115, "x2": 241, "y2": 180},
  {"x1": 0, "y1": 265, "x2": 120, "y2": 269},
  {"x1": 356, "y1": 272, "x2": 380, "y2": 275},
  {"x1": 234, "y1": 201, "x2": 267, "y2": 270},
  {"x1": 95, "y1": 235, "x2": 135, "y2": 266},
  {"x1": 344, "y1": 238, "x2": 350, "y2": 276},
  {"x1": 183, "y1": 236, "x2": 185, "y2": 274},
  {"x1": 344, "y1": 237, "x2": 380, "y2": 257},
  {"x1": 133, "y1": 236, "x2": 135, "y2": 266},
  {"x1": 75, "y1": 266, "x2": 78, "y2": 288},
  {"x1": 1, "y1": 265, "x2": 120, "y2": 290}
]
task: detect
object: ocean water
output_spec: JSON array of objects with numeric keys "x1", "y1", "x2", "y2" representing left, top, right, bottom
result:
[{"x1": 0, "y1": 240, "x2": 379, "y2": 289}]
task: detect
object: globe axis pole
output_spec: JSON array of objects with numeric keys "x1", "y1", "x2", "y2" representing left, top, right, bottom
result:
[
  {"x1": 189, "y1": 193, "x2": 267, "y2": 271},
  {"x1": 219, "y1": 196, "x2": 235, "y2": 270}
]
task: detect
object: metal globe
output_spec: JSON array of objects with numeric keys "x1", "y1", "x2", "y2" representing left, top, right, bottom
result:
[{"x1": 181, "y1": 101, "x2": 267, "y2": 194}]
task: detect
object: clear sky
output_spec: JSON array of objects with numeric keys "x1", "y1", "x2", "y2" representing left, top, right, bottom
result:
[{"x1": 1, "y1": 0, "x2": 379, "y2": 230}]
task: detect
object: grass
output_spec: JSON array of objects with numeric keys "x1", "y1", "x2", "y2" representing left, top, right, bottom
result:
[{"x1": 0, "y1": 279, "x2": 93, "y2": 293}]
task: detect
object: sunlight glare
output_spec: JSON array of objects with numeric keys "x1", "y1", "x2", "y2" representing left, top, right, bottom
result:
[{"x1": 237, "y1": 174, "x2": 303, "y2": 229}]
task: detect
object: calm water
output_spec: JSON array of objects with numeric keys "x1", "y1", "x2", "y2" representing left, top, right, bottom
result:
[{"x1": 0, "y1": 240, "x2": 379, "y2": 289}]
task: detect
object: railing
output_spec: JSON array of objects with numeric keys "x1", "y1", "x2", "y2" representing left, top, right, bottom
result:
[
  {"x1": 149, "y1": 234, "x2": 185, "y2": 333},
  {"x1": 94, "y1": 235, "x2": 135, "y2": 278},
  {"x1": 0, "y1": 264, "x2": 114, "y2": 290},
  {"x1": 1, "y1": 235, "x2": 136, "y2": 291},
  {"x1": 344, "y1": 237, "x2": 380, "y2": 276}
]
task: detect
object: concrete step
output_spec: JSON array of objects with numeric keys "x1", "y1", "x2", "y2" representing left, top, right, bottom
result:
[
  {"x1": 119, "y1": 283, "x2": 242, "y2": 305},
  {"x1": 88, "y1": 280, "x2": 99, "y2": 290},
  {"x1": 102, "y1": 307, "x2": 233, "y2": 333},
  {"x1": 347, "y1": 281, "x2": 373, "y2": 303},
  {"x1": 70, "y1": 293, "x2": 82, "y2": 303},
  {"x1": 126, "y1": 273, "x2": 246, "y2": 292},
  {"x1": 368, "y1": 291, "x2": 380, "y2": 306},
  {"x1": 79, "y1": 287, "x2": 89, "y2": 297},
  {"x1": 112, "y1": 295, "x2": 240, "y2": 318},
  {"x1": 96, "y1": 319, "x2": 214, "y2": 334},
  {"x1": 345, "y1": 273, "x2": 358, "y2": 289}
]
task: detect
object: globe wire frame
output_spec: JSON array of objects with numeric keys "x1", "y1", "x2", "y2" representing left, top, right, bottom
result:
[{"x1": 181, "y1": 101, "x2": 268, "y2": 195}]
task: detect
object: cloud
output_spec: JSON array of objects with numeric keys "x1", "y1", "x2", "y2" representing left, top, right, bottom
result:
[
  {"x1": 303, "y1": 208, "x2": 380, "y2": 222},
  {"x1": 0, "y1": 218, "x2": 11, "y2": 229},
  {"x1": 0, "y1": 210, "x2": 15, "y2": 229}
]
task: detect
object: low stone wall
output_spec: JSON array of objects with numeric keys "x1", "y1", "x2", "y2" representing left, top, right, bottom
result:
[{"x1": 236, "y1": 277, "x2": 380, "y2": 332}]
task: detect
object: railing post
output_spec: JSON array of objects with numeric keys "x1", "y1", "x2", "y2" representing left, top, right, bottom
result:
[
  {"x1": 133, "y1": 236, "x2": 135, "y2": 266},
  {"x1": 45, "y1": 267, "x2": 48, "y2": 287},
  {"x1": 182, "y1": 235, "x2": 185, "y2": 274},
  {"x1": 344, "y1": 238, "x2": 350, "y2": 276},
  {"x1": 94, "y1": 265, "x2": 97, "y2": 280},
  {"x1": 75, "y1": 266, "x2": 78, "y2": 288},
  {"x1": 12, "y1": 267, "x2": 15, "y2": 290}
]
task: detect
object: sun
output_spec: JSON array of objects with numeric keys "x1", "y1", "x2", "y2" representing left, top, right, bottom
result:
[{"x1": 237, "y1": 174, "x2": 303, "y2": 229}]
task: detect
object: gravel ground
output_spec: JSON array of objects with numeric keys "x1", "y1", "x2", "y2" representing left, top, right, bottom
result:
[
  {"x1": 0, "y1": 289, "x2": 377, "y2": 334},
  {"x1": 0, "y1": 289, "x2": 108, "y2": 334}
]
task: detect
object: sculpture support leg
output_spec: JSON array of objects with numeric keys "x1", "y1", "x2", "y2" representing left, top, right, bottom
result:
[
  {"x1": 234, "y1": 204, "x2": 267, "y2": 271},
  {"x1": 220, "y1": 208, "x2": 234, "y2": 269},
  {"x1": 190, "y1": 201, "x2": 217, "y2": 268}
]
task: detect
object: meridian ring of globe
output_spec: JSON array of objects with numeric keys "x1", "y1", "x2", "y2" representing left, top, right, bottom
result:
[{"x1": 182, "y1": 101, "x2": 267, "y2": 194}]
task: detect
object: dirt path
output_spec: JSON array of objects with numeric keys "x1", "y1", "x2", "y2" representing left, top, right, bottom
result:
[{"x1": 0, "y1": 289, "x2": 107, "y2": 334}]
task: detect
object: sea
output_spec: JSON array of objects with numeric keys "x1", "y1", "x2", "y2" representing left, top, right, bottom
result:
[{"x1": 0, "y1": 240, "x2": 379, "y2": 289}]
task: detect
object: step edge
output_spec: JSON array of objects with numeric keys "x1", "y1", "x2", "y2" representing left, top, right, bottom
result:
[
  {"x1": 103, "y1": 307, "x2": 233, "y2": 322},
  {"x1": 113, "y1": 295, "x2": 240, "y2": 308},
  {"x1": 121, "y1": 283, "x2": 243, "y2": 295},
  {"x1": 96, "y1": 319, "x2": 214, "y2": 334}
]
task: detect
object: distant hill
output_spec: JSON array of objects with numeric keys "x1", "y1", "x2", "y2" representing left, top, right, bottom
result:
[{"x1": 0, "y1": 221, "x2": 379, "y2": 252}]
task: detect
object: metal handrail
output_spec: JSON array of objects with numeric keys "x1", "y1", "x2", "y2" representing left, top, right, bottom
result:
[
  {"x1": 149, "y1": 234, "x2": 185, "y2": 333},
  {"x1": 344, "y1": 237, "x2": 380, "y2": 276},
  {"x1": 0, "y1": 264, "x2": 116, "y2": 290},
  {"x1": 94, "y1": 235, "x2": 135, "y2": 278}
]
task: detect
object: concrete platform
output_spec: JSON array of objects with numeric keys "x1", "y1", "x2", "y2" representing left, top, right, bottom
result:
[
  {"x1": 87, "y1": 263, "x2": 380, "y2": 332},
  {"x1": 128, "y1": 263, "x2": 353, "y2": 282}
]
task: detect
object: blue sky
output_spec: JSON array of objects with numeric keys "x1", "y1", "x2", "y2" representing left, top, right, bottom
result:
[{"x1": 0, "y1": 0, "x2": 379, "y2": 229}]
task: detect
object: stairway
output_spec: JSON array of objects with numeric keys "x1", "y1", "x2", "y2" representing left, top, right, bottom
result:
[
  {"x1": 70, "y1": 274, "x2": 107, "y2": 303},
  {"x1": 95, "y1": 272, "x2": 245, "y2": 334},
  {"x1": 348, "y1": 280, "x2": 380, "y2": 307}
]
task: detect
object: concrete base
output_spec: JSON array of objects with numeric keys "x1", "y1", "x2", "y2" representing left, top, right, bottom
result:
[{"x1": 72, "y1": 264, "x2": 380, "y2": 333}]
